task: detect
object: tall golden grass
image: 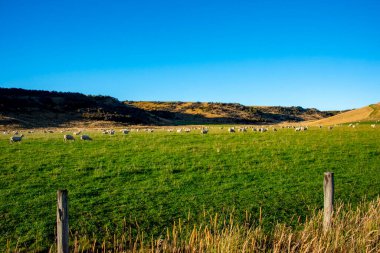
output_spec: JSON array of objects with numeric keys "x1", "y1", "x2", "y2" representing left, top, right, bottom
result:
[{"x1": 8, "y1": 197, "x2": 380, "y2": 253}]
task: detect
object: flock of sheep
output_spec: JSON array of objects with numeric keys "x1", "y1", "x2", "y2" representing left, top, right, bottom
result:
[{"x1": 2, "y1": 122, "x2": 377, "y2": 143}]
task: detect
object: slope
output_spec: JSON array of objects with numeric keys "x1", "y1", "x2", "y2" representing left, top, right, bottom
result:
[{"x1": 309, "y1": 103, "x2": 380, "y2": 125}]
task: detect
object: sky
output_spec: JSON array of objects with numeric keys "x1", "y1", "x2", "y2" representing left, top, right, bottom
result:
[{"x1": 0, "y1": 0, "x2": 379, "y2": 110}]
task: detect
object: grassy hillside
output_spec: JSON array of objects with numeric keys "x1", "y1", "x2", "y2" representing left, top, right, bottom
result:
[
  {"x1": 1, "y1": 126, "x2": 379, "y2": 251},
  {"x1": 0, "y1": 88, "x2": 340, "y2": 128},
  {"x1": 309, "y1": 103, "x2": 380, "y2": 125},
  {"x1": 0, "y1": 88, "x2": 160, "y2": 128},
  {"x1": 126, "y1": 101, "x2": 338, "y2": 125}
]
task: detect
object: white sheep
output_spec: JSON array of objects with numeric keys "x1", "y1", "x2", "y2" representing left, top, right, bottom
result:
[
  {"x1": 80, "y1": 135, "x2": 92, "y2": 141},
  {"x1": 10, "y1": 134, "x2": 24, "y2": 143},
  {"x1": 64, "y1": 134, "x2": 75, "y2": 141},
  {"x1": 201, "y1": 128, "x2": 208, "y2": 134},
  {"x1": 371, "y1": 124, "x2": 376, "y2": 128},
  {"x1": 239, "y1": 127, "x2": 247, "y2": 132},
  {"x1": 228, "y1": 127, "x2": 235, "y2": 133}
]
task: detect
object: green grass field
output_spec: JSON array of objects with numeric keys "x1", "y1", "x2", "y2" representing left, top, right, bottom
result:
[{"x1": 1, "y1": 125, "x2": 379, "y2": 251}]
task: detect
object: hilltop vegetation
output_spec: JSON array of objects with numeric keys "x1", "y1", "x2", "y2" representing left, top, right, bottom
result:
[
  {"x1": 0, "y1": 88, "x2": 160, "y2": 128},
  {"x1": 126, "y1": 101, "x2": 338, "y2": 125},
  {"x1": 0, "y1": 88, "x2": 340, "y2": 128}
]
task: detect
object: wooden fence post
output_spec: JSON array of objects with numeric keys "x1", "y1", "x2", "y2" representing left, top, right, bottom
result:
[
  {"x1": 57, "y1": 189, "x2": 69, "y2": 253},
  {"x1": 323, "y1": 172, "x2": 334, "y2": 231}
]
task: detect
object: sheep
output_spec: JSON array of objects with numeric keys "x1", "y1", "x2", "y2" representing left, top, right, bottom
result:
[
  {"x1": 371, "y1": 124, "x2": 376, "y2": 128},
  {"x1": 228, "y1": 127, "x2": 235, "y2": 133},
  {"x1": 258, "y1": 127, "x2": 268, "y2": 132},
  {"x1": 74, "y1": 131, "x2": 82, "y2": 135},
  {"x1": 201, "y1": 128, "x2": 208, "y2": 134},
  {"x1": 273, "y1": 128, "x2": 277, "y2": 132},
  {"x1": 328, "y1": 126, "x2": 334, "y2": 130},
  {"x1": 122, "y1": 129, "x2": 129, "y2": 134},
  {"x1": 177, "y1": 129, "x2": 183, "y2": 133},
  {"x1": 80, "y1": 135, "x2": 92, "y2": 141},
  {"x1": 295, "y1": 126, "x2": 307, "y2": 131},
  {"x1": 10, "y1": 134, "x2": 24, "y2": 143},
  {"x1": 63, "y1": 134, "x2": 75, "y2": 141},
  {"x1": 239, "y1": 127, "x2": 247, "y2": 132}
]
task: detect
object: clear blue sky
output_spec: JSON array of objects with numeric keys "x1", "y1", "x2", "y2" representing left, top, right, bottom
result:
[{"x1": 1, "y1": 0, "x2": 379, "y2": 110}]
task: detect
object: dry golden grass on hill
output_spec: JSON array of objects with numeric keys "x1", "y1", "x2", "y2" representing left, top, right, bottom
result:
[{"x1": 309, "y1": 103, "x2": 380, "y2": 126}]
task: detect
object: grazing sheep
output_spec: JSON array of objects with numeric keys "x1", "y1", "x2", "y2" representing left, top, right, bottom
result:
[
  {"x1": 80, "y1": 135, "x2": 92, "y2": 141},
  {"x1": 273, "y1": 128, "x2": 277, "y2": 132},
  {"x1": 228, "y1": 127, "x2": 235, "y2": 133},
  {"x1": 10, "y1": 134, "x2": 24, "y2": 143},
  {"x1": 371, "y1": 124, "x2": 376, "y2": 128},
  {"x1": 239, "y1": 127, "x2": 247, "y2": 132},
  {"x1": 201, "y1": 128, "x2": 208, "y2": 134},
  {"x1": 328, "y1": 126, "x2": 334, "y2": 130},
  {"x1": 295, "y1": 126, "x2": 307, "y2": 131},
  {"x1": 259, "y1": 127, "x2": 268, "y2": 132},
  {"x1": 63, "y1": 134, "x2": 75, "y2": 141},
  {"x1": 122, "y1": 129, "x2": 129, "y2": 134}
]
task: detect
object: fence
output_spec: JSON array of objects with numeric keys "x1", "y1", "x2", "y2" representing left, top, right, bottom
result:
[{"x1": 56, "y1": 172, "x2": 335, "y2": 253}]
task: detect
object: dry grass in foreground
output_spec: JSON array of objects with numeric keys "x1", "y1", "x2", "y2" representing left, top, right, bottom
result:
[{"x1": 8, "y1": 197, "x2": 380, "y2": 253}]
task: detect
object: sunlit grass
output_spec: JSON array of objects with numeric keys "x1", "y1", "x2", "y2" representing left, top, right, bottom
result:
[{"x1": 1, "y1": 125, "x2": 379, "y2": 251}]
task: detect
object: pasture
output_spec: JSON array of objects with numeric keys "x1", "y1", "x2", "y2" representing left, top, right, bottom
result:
[{"x1": 1, "y1": 125, "x2": 379, "y2": 251}]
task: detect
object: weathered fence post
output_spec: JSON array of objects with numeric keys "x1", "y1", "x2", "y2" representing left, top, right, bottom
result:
[
  {"x1": 57, "y1": 189, "x2": 69, "y2": 253},
  {"x1": 323, "y1": 172, "x2": 334, "y2": 231}
]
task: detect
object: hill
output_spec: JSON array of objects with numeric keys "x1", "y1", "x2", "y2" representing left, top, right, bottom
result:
[
  {"x1": 0, "y1": 88, "x2": 160, "y2": 128},
  {"x1": 1, "y1": 87, "x2": 340, "y2": 128},
  {"x1": 125, "y1": 101, "x2": 339, "y2": 125},
  {"x1": 309, "y1": 103, "x2": 380, "y2": 125}
]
